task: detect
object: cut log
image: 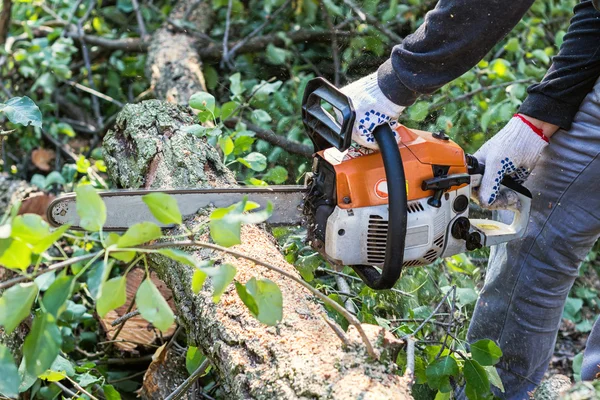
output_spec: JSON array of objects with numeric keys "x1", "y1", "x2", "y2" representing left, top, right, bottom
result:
[{"x1": 103, "y1": 101, "x2": 412, "y2": 399}]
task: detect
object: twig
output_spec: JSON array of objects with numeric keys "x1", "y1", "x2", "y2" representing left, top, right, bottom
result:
[
  {"x1": 111, "y1": 298, "x2": 136, "y2": 341},
  {"x1": 164, "y1": 325, "x2": 183, "y2": 352},
  {"x1": 341, "y1": 0, "x2": 402, "y2": 43},
  {"x1": 428, "y1": 78, "x2": 536, "y2": 112},
  {"x1": 321, "y1": 314, "x2": 350, "y2": 346},
  {"x1": 64, "y1": 80, "x2": 124, "y2": 107},
  {"x1": 320, "y1": 0, "x2": 341, "y2": 86},
  {"x1": 0, "y1": 252, "x2": 99, "y2": 290},
  {"x1": 334, "y1": 274, "x2": 356, "y2": 314},
  {"x1": 226, "y1": 0, "x2": 292, "y2": 63},
  {"x1": 110, "y1": 309, "x2": 141, "y2": 326},
  {"x1": 165, "y1": 359, "x2": 211, "y2": 400},
  {"x1": 94, "y1": 355, "x2": 153, "y2": 365},
  {"x1": 436, "y1": 285, "x2": 457, "y2": 359},
  {"x1": 60, "y1": 0, "x2": 85, "y2": 38},
  {"x1": 401, "y1": 286, "x2": 455, "y2": 340},
  {"x1": 64, "y1": 32, "x2": 148, "y2": 51},
  {"x1": 108, "y1": 369, "x2": 148, "y2": 384},
  {"x1": 131, "y1": 0, "x2": 148, "y2": 39},
  {"x1": 220, "y1": 0, "x2": 234, "y2": 69},
  {"x1": 224, "y1": 118, "x2": 312, "y2": 157},
  {"x1": 99, "y1": 339, "x2": 160, "y2": 347},
  {"x1": 144, "y1": 240, "x2": 379, "y2": 359},
  {"x1": 66, "y1": 376, "x2": 100, "y2": 400},
  {"x1": 404, "y1": 337, "x2": 415, "y2": 389},
  {"x1": 55, "y1": 381, "x2": 78, "y2": 398}
]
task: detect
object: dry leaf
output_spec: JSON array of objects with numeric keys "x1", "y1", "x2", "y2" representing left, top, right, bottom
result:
[{"x1": 31, "y1": 148, "x2": 56, "y2": 171}]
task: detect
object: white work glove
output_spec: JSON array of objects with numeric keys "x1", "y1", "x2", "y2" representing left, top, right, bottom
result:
[
  {"x1": 340, "y1": 73, "x2": 405, "y2": 149},
  {"x1": 474, "y1": 115, "x2": 549, "y2": 208}
]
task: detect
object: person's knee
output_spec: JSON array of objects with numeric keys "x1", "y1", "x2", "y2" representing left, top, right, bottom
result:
[{"x1": 581, "y1": 355, "x2": 600, "y2": 381}]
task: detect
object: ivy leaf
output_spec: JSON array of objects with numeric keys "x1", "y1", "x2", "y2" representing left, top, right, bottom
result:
[
  {"x1": 185, "y1": 346, "x2": 206, "y2": 375},
  {"x1": 237, "y1": 152, "x2": 267, "y2": 172},
  {"x1": 263, "y1": 166, "x2": 288, "y2": 184},
  {"x1": 0, "y1": 238, "x2": 32, "y2": 271},
  {"x1": 0, "y1": 345, "x2": 20, "y2": 398},
  {"x1": 191, "y1": 269, "x2": 208, "y2": 294},
  {"x1": 425, "y1": 356, "x2": 459, "y2": 392},
  {"x1": 117, "y1": 222, "x2": 162, "y2": 248},
  {"x1": 142, "y1": 193, "x2": 182, "y2": 225},
  {"x1": 235, "y1": 281, "x2": 259, "y2": 315},
  {"x1": 471, "y1": 339, "x2": 503, "y2": 366},
  {"x1": 244, "y1": 278, "x2": 283, "y2": 326},
  {"x1": 96, "y1": 276, "x2": 127, "y2": 318},
  {"x1": 41, "y1": 275, "x2": 74, "y2": 318},
  {"x1": 220, "y1": 101, "x2": 238, "y2": 120},
  {"x1": 463, "y1": 359, "x2": 490, "y2": 399},
  {"x1": 189, "y1": 92, "x2": 215, "y2": 113},
  {"x1": 251, "y1": 109, "x2": 272, "y2": 124},
  {"x1": 75, "y1": 185, "x2": 106, "y2": 232},
  {"x1": 136, "y1": 279, "x2": 175, "y2": 331},
  {"x1": 0, "y1": 282, "x2": 38, "y2": 334},
  {"x1": 204, "y1": 264, "x2": 236, "y2": 303},
  {"x1": 23, "y1": 312, "x2": 62, "y2": 378},
  {"x1": 0, "y1": 96, "x2": 42, "y2": 127},
  {"x1": 229, "y1": 73, "x2": 245, "y2": 96}
]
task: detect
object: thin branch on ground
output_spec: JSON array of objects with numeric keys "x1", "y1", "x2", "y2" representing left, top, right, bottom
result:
[
  {"x1": 334, "y1": 274, "x2": 357, "y2": 314},
  {"x1": 224, "y1": 118, "x2": 313, "y2": 157},
  {"x1": 110, "y1": 309, "x2": 141, "y2": 326},
  {"x1": 220, "y1": 0, "x2": 234, "y2": 69},
  {"x1": 321, "y1": 313, "x2": 350, "y2": 346},
  {"x1": 404, "y1": 337, "x2": 415, "y2": 390},
  {"x1": 94, "y1": 355, "x2": 154, "y2": 365},
  {"x1": 436, "y1": 285, "x2": 457, "y2": 359},
  {"x1": 320, "y1": 0, "x2": 341, "y2": 86},
  {"x1": 111, "y1": 298, "x2": 136, "y2": 341},
  {"x1": 165, "y1": 358, "x2": 211, "y2": 400},
  {"x1": 144, "y1": 240, "x2": 379, "y2": 359},
  {"x1": 64, "y1": 80, "x2": 125, "y2": 107},
  {"x1": 315, "y1": 267, "x2": 413, "y2": 297},
  {"x1": 401, "y1": 286, "x2": 456, "y2": 341},
  {"x1": 54, "y1": 381, "x2": 78, "y2": 398},
  {"x1": 108, "y1": 369, "x2": 148, "y2": 384},
  {"x1": 341, "y1": 0, "x2": 402, "y2": 43},
  {"x1": 225, "y1": 0, "x2": 292, "y2": 64},
  {"x1": 66, "y1": 376, "x2": 100, "y2": 400},
  {"x1": 131, "y1": 0, "x2": 148, "y2": 39}
]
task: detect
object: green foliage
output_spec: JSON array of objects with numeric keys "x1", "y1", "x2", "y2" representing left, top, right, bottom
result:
[
  {"x1": 0, "y1": 282, "x2": 38, "y2": 334},
  {"x1": 75, "y1": 185, "x2": 107, "y2": 232},
  {"x1": 209, "y1": 196, "x2": 273, "y2": 247},
  {"x1": 117, "y1": 222, "x2": 162, "y2": 248},
  {"x1": 470, "y1": 339, "x2": 503, "y2": 366},
  {"x1": 96, "y1": 276, "x2": 127, "y2": 317},
  {"x1": 236, "y1": 278, "x2": 283, "y2": 325},
  {"x1": 23, "y1": 312, "x2": 62, "y2": 378},
  {"x1": 0, "y1": 345, "x2": 20, "y2": 398},
  {"x1": 0, "y1": 97, "x2": 42, "y2": 128},
  {"x1": 142, "y1": 193, "x2": 183, "y2": 225}
]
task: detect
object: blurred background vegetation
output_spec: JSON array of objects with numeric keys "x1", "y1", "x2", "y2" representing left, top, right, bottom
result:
[{"x1": 2, "y1": 0, "x2": 599, "y2": 398}]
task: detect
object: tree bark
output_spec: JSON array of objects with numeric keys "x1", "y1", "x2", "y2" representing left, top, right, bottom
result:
[
  {"x1": 103, "y1": 101, "x2": 411, "y2": 399},
  {"x1": 0, "y1": 0, "x2": 12, "y2": 46}
]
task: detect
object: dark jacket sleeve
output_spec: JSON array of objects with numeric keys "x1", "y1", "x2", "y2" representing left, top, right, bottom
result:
[
  {"x1": 377, "y1": 0, "x2": 535, "y2": 106},
  {"x1": 519, "y1": 1, "x2": 600, "y2": 130}
]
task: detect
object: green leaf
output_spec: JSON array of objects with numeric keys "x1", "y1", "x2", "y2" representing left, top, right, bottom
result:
[
  {"x1": 471, "y1": 339, "x2": 503, "y2": 366},
  {"x1": 235, "y1": 281, "x2": 259, "y2": 315},
  {"x1": 189, "y1": 92, "x2": 215, "y2": 113},
  {"x1": 0, "y1": 238, "x2": 32, "y2": 271},
  {"x1": 142, "y1": 193, "x2": 182, "y2": 225},
  {"x1": 245, "y1": 278, "x2": 282, "y2": 326},
  {"x1": 102, "y1": 384, "x2": 122, "y2": 400},
  {"x1": 263, "y1": 166, "x2": 288, "y2": 184},
  {"x1": 483, "y1": 365, "x2": 504, "y2": 393},
  {"x1": 218, "y1": 135, "x2": 234, "y2": 156},
  {"x1": 229, "y1": 73, "x2": 245, "y2": 96},
  {"x1": 23, "y1": 312, "x2": 62, "y2": 378},
  {"x1": 408, "y1": 101, "x2": 429, "y2": 122},
  {"x1": 251, "y1": 109, "x2": 272, "y2": 124},
  {"x1": 265, "y1": 43, "x2": 291, "y2": 65},
  {"x1": 0, "y1": 97, "x2": 42, "y2": 127},
  {"x1": 204, "y1": 264, "x2": 236, "y2": 302},
  {"x1": 220, "y1": 101, "x2": 238, "y2": 120},
  {"x1": 191, "y1": 269, "x2": 208, "y2": 294},
  {"x1": 185, "y1": 346, "x2": 206, "y2": 375},
  {"x1": 209, "y1": 198, "x2": 273, "y2": 247},
  {"x1": 0, "y1": 282, "x2": 38, "y2": 334},
  {"x1": 136, "y1": 279, "x2": 175, "y2": 331},
  {"x1": 158, "y1": 248, "x2": 200, "y2": 268},
  {"x1": 181, "y1": 124, "x2": 209, "y2": 137},
  {"x1": 237, "y1": 152, "x2": 267, "y2": 171},
  {"x1": 41, "y1": 275, "x2": 74, "y2": 318},
  {"x1": 531, "y1": 49, "x2": 550, "y2": 65},
  {"x1": 10, "y1": 214, "x2": 49, "y2": 245},
  {"x1": 105, "y1": 233, "x2": 135, "y2": 262},
  {"x1": 117, "y1": 222, "x2": 162, "y2": 248},
  {"x1": 503, "y1": 38, "x2": 520, "y2": 53},
  {"x1": 97, "y1": 276, "x2": 127, "y2": 317},
  {"x1": 463, "y1": 359, "x2": 490, "y2": 399},
  {"x1": 48, "y1": 355, "x2": 75, "y2": 378},
  {"x1": 32, "y1": 224, "x2": 70, "y2": 255},
  {"x1": 75, "y1": 185, "x2": 106, "y2": 232},
  {"x1": 425, "y1": 356, "x2": 459, "y2": 392},
  {"x1": 0, "y1": 345, "x2": 20, "y2": 398}
]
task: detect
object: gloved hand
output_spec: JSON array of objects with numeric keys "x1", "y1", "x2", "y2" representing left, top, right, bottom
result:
[
  {"x1": 340, "y1": 73, "x2": 405, "y2": 149},
  {"x1": 474, "y1": 114, "x2": 549, "y2": 207}
]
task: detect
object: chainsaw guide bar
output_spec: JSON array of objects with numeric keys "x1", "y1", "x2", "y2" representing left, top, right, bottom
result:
[{"x1": 47, "y1": 186, "x2": 307, "y2": 231}]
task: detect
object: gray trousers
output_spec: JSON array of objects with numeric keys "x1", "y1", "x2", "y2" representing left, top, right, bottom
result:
[{"x1": 466, "y1": 78, "x2": 600, "y2": 399}]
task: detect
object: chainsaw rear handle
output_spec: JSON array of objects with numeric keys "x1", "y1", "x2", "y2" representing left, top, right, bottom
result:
[{"x1": 302, "y1": 77, "x2": 407, "y2": 290}]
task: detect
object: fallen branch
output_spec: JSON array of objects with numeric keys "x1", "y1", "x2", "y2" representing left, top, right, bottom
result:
[
  {"x1": 164, "y1": 358, "x2": 211, "y2": 400},
  {"x1": 224, "y1": 117, "x2": 313, "y2": 157}
]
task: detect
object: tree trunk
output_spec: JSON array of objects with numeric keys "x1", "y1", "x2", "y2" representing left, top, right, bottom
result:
[{"x1": 103, "y1": 101, "x2": 411, "y2": 399}]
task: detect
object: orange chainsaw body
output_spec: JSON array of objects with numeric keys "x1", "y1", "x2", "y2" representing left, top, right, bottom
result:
[{"x1": 318, "y1": 125, "x2": 469, "y2": 209}]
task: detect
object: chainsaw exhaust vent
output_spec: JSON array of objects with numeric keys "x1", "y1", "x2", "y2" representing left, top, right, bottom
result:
[
  {"x1": 424, "y1": 249, "x2": 438, "y2": 263},
  {"x1": 407, "y1": 202, "x2": 425, "y2": 214},
  {"x1": 367, "y1": 215, "x2": 387, "y2": 264},
  {"x1": 434, "y1": 235, "x2": 445, "y2": 248},
  {"x1": 402, "y1": 259, "x2": 422, "y2": 267}
]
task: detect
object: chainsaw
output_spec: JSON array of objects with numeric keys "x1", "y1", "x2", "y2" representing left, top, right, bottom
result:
[{"x1": 47, "y1": 78, "x2": 531, "y2": 290}]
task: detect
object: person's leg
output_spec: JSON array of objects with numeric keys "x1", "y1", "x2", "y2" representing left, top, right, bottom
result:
[
  {"x1": 582, "y1": 315, "x2": 600, "y2": 380},
  {"x1": 467, "y1": 81, "x2": 600, "y2": 399}
]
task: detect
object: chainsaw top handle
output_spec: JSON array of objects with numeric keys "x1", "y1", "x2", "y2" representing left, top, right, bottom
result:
[{"x1": 301, "y1": 77, "x2": 407, "y2": 290}]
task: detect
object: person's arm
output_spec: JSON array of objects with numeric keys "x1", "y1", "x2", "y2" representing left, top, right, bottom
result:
[
  {"x1": 519, "y1": 0, "x2": 600, "y2": 130},
  {"x1": 377, "y1": 0, "x2": 536, "y2": 106}
]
